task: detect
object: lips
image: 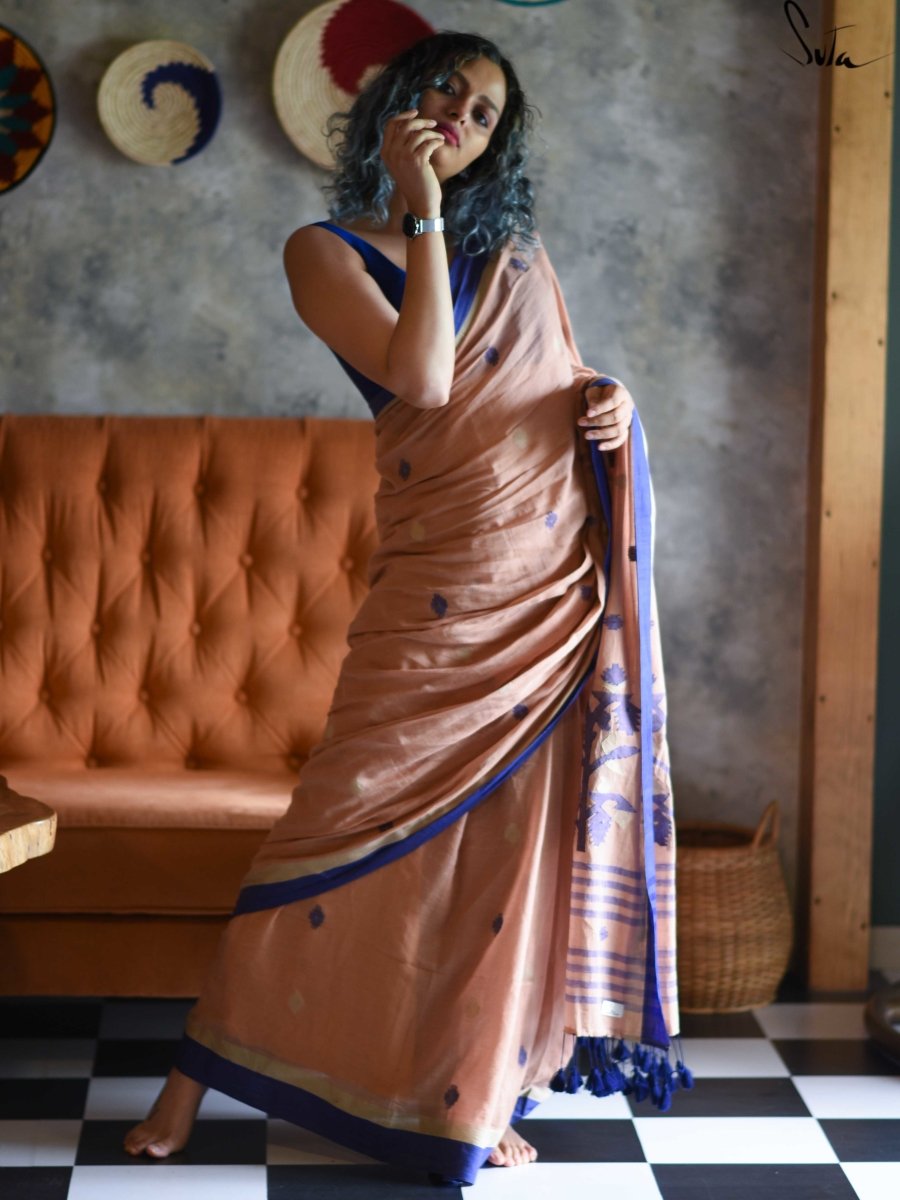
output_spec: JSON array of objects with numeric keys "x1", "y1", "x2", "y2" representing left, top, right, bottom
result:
[{"x1": 434, "y1": 123, "x2": 459, "y2": 146}]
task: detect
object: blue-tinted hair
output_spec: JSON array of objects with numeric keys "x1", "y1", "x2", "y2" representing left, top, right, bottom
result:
[{"x1": 322, "y1": 31, "x2": 540, "y2": 257}]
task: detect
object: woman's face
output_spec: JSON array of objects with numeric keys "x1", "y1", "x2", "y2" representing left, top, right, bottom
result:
[{"x1": 417, "y1": 55, "x2": 508, "y2": 181}]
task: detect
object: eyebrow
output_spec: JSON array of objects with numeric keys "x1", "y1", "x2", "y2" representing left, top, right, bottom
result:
[{"x1": 449, "y1": 69, "x2": 501, "y2": 117}]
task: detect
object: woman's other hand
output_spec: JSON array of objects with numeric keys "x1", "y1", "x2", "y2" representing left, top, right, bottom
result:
[
  {"x1": 380, "y1": 109, "x2": 445, "y2": 216},
  {"x1": 578, "y1": 379, "x2": 634, "y2": 451}
]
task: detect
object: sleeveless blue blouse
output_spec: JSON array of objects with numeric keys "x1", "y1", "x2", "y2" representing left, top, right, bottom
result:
[{"x1": 309, "y1": 220, "x2": 490, "y2": 417}]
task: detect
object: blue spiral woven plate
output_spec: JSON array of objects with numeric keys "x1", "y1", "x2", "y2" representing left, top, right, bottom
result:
[{"x1": 97, "y1": 39, "x2": 221, "y2": 166}]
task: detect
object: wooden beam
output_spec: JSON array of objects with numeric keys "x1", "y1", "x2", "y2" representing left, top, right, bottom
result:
[{"x1": 798, "y1": 0, "x2": 894, "y2": 990}]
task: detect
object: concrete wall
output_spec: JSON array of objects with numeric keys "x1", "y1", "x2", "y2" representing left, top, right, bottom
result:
[{"x1": 0, "y1": 0, "x2": 820, "y2": 902}]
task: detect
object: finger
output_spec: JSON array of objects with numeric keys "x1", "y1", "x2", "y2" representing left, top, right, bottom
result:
[
  {"x1": 578, "y1": 402, "x2": 626, "y2": 423},
  {"x1": 410, "y1": 132, "x2": 446, "y2": 156}
]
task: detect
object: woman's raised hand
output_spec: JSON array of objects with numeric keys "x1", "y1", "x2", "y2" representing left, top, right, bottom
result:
[
  {"x1": 380, "y1": 109, "x2": 445, "y2": 217},
  {"x1": 578, "y1": 380, "x2": 635, "y2": 451}
]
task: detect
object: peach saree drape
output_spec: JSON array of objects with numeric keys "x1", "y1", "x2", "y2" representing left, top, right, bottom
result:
[{"x1": 174, "y1": 234, "x2": 690, "y2": 1185}]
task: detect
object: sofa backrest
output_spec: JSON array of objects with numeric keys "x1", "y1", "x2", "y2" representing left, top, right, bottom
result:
[{"x1": 0, "y1": 414, "x2": 378, "y2": 772}]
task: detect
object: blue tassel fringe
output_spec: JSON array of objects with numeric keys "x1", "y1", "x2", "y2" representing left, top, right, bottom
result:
[{"x1": 549, "y1": 1035, "x2": 694, "y2": 1112}]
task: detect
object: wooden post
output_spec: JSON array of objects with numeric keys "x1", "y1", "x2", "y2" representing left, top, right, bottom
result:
[{"x1": 798, "y1": 0, "x2": 894, "y2": 990}]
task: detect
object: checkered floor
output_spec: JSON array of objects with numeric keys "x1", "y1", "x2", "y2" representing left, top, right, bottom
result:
[{"x1": 2, "y1": 978, "x2": 900, "y2": 1199}]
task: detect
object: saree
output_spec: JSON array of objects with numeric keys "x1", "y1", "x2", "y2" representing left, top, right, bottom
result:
[{"x1": 173, "y1": 227, "x2": 690, "y2": 1185}]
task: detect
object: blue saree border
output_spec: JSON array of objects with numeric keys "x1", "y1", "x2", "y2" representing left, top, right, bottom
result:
[
  {"x1": 584, "y1": 378, "x2": 668, "y2": 1048},
  {"x1": 233, "y1": 658, "x2": 595, "y2": 916},
  {"x1": 175, "y1": 1034, "x2": 491, "y2": 1185}
]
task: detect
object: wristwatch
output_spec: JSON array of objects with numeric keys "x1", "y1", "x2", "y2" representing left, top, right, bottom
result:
[{"x1": 402, "y1": 213, "x2": 445, "y2": 239}]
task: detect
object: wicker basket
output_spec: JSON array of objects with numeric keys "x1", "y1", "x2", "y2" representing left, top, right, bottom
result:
[{"x1": 675, "y1": 801, "x2": 794, "y2": 1012}]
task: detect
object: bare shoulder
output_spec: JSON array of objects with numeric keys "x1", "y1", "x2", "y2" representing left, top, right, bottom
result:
[{"x1": 283, "y1": 222, "x2": 363, "y2": 289}]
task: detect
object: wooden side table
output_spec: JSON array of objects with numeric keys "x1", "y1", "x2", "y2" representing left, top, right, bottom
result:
[{"x1": 0, "y1": 775, "x2": 57, "y2": 873}]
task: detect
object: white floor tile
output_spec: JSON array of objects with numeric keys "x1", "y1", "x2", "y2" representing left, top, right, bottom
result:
[
  {"x1": 67, "y1": 1165, "x2": 268, "y2": 1199},
  {"x1": 754, "y1": 1002, "x2": 867, "y2": 1040},
  {"x1": 841, "y1": 1161, "x2": 900, "y2": 1200},
  {"x1": 84, "y1": 1076, "x2": 266, "y2": 1120},
  {"x1": 99, "y1": 1000, "x2": 194, "y2": 1040},
  {"x1": 633, "y1": 1116, "x2": 838, "y2": 1164},
  {"x1": 469, "y1": 1161, "x2": 663, "y2": 1198},
  {"x1": 0, "y1": 1120, "x2": 81, "y2": 1166},
  {"x1": 0, "y1": 1038, "x2": 96, "y2": 1078},
  {"x1": 266, "y1": 1118, "x2": 377, "y2": 1165},
  {"x1": 521, "y1": 1088, "x2": 632, "y2": 1120},
  {"x1": 792, "y1": 1074, "x2": 900, "y2": 1119},
  {"x1": 677, "y1": 1037, "x2": 789, "y2": 1077}
]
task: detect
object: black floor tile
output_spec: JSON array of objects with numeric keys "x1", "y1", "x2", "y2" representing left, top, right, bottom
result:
[
  {"x1": 517, "y1": 1118, "x2": 645, "y2": 1162},
  {"x1": 628, "y1": 1076, "x2": 811, "y2": 1118},
  {"x1": 92, "y1": 1037, "x2": 180, "y2": 1077},
  {"x1": 75, "y1": 1117, "x2": 268, "y2": 1165},
  {"x1": 267, "y1": 1165, "x2": 463, "y2": 1198},
  {"x1": 678, "y1": 1010, "x2": 765, "y2": 1038},
  {"x1": 773, "y1": 1037, "x2": 900, "y2": 1075},
  {"x1": 0, "y1": 1168, "x2": 72, "y2": 1200},
  {"x1": 653, "y1": 1163, "x2": 859, "y2": 1199},
  {"x1": 819, "y1": 1117, "x2": 900, "y2": 1161},
  {"x1": 0, "y1": 999, "x2": 102, "y2": 1038},
  {"x1": 0, "y1": 1078, "x2": 88, "y2": 1119}
]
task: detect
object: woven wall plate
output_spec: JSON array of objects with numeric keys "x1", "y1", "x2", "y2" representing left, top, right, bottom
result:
[
  {"x1": 273, "y1": 0, "x2": 433, "y2": 170},
  {"x1": 97, "y1": 40, "x2": 221, "y2": 166},
  {"x1": 0, "y1": 24, "x2": 56, "y2": 196}
]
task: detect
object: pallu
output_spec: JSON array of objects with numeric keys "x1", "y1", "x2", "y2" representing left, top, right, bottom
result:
[{"x1": 174, "y1": 227, "x2": 691, "y2": 1186}]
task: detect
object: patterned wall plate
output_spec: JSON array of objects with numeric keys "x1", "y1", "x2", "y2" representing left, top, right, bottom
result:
[
  {"x1": 0, "y1": 25, "x2": 55, "y2": 196},
  {"x1": 273, "y1": 0, "x2": 433, "y2": 170},
  {"x1": 97, "y1": 39, "x2": 221, "y2": 166}
]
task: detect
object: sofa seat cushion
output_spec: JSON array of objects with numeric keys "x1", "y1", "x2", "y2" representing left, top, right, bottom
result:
[
  {"x1": 0, "y1": 767, "x2": 294, "y2": 915},
  {"x1": 0, "y1": 766, "x2": 296, "y2": 828}
]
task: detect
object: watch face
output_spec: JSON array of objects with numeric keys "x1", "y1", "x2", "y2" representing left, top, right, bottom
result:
[{"x1": 402, "y1": 212, "x2": 418, "y2": 238}]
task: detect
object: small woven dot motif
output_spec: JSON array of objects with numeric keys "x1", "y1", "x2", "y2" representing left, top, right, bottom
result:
[
  {"x1": 97, "y1": 40, "x2": 221, "y2": 166},
  {"x1": 0, "y1": 25, "x2": 55, "y2": 195}
]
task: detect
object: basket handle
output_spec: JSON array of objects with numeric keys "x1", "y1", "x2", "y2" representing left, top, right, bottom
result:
[{"x1": 750, "y1": 800, "x2": 780, "y2": 849}]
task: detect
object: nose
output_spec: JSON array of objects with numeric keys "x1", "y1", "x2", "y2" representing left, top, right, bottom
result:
[{"x1": 446, "y1": 97, "x2": 473, "y2": 123}]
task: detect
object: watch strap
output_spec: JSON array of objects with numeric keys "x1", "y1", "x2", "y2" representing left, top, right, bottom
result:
[{"x1": 403, "y1": 213, "x2": 445, "y2": 239}]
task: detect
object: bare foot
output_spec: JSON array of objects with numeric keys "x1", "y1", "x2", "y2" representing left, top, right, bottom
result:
[
  {"x1": 123, "y1": 1066, "x2": 208, "y2": 1158},
  {"x1": 487, "y1": 1123, "x2": 538, "y2": 1167}
]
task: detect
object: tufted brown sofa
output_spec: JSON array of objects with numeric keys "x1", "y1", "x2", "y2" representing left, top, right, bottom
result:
[{"x1": 0, "y1": 414, "x2": 378, "y2": 997}]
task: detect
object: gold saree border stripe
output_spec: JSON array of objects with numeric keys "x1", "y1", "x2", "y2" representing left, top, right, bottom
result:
[{"x1": 187, "y1": 1018, "x2": 506, "y2": 1147}]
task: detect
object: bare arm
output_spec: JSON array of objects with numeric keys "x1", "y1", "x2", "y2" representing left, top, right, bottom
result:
[{"x1": 284, "y1": 110, "x2": 456, "y2": 409}]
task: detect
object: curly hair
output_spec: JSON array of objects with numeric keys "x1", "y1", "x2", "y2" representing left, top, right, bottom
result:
[{"x1": 322, "y1": 31, "x2": 540, "y2": 258}]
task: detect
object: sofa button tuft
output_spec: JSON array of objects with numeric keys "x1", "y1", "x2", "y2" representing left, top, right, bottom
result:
[
  {"x1": 97, "y1": 478, "x2": 107, "y2": 494},
  {"x1": 298, "y1": 485, "x2": 310, "y2": 501},
  {"x1": 194, "y1": 481, "x2": 205, "y2": 497},
  {"x1": 240, "y1": 552, "x2": 253, "y2": 568},
  {"x1": 39, "y1": 688, "x2": 50, "y2": 704},
  {"x1": 190, "y1": 621, "x2": 201, "y2": 637},
  {"x1": 139, "y1": 688, "x2": 150, "y2": 703},
  {"x1": 141, "y1": 550, "x2": 151, "y2": 565},
  {"x1": 236, "y1": 689, "x2": 248, "y2": 704},
  {"x1": 185, "y1": 756, "x2": 198, "y2": 769},
  {"x1": 91, "y1": 621, "x2": 102, "y2": 637},
  {"x1": 85, "y1": 755, "x2": 99, "y2": 769},
  {"x1": 42, "y1": 547, "x2": 52, "y2": 563},
  {"x1": 290, "y1": 623, "x2": 302, "y2": 638},
  {"x1": 288, "y1": 754, "x2": 301, "y2": 770},
  {"x1": 341, "y1": 556, "x2": 354, "y2": 572}
]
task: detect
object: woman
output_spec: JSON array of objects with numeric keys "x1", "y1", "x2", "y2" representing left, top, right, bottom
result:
[{"x1": 124, "y1": 30, "x2": 688, "y2": 1185}]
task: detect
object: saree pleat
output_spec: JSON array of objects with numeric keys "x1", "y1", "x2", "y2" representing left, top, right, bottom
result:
[{"x1": 174, "y1": 233, "x2": 686, "y2": 1184}]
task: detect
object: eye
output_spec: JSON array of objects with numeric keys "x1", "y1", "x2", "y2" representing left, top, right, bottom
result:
[{"x1": 475, "y1": 109, "x2": 489, "y2": 127}]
